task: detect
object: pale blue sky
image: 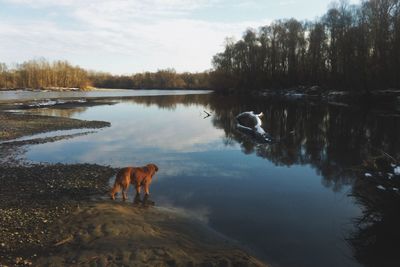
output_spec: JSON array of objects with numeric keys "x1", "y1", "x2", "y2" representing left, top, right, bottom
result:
[{"x1": 0, "y1": 0, "x2": 360, "y2": 74}]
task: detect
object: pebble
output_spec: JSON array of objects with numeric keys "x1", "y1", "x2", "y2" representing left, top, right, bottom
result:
[{"x1": 377, "y1": 185, "x2": 386, "y2": 190}]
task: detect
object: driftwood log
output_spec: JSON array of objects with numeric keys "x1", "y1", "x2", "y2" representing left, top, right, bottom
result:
[{"x1": 235, "y1": 111, "x2": 272, "y2": 143}]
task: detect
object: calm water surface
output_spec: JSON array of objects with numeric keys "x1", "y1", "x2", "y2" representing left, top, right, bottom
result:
[
  {"x1": 9, "y1": 92, "x2": 400, "y2": 267},
  {"x1": 0, "y1": 89, "x2": 211, "y2": 102}
]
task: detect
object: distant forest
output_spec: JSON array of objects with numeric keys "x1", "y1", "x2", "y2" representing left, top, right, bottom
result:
[
  {"x1": 89, "y1": 70, "x2": 209, "y2": 90},
  {"x1": 0, "y1": 60, "x2": 90, "y2": 90},
  {"x1": 1, "y1": 0, "x2": 399, "y2": 92},
  {"x1": 211, "y1": 0, "x2": 400, "y2": 92},
  {"x1": 0, "y1": 60, "x2": 209, "y2": 90}
]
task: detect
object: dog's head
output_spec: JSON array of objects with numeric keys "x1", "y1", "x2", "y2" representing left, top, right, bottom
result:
[{"x1": 147, "y1": 163, "x2": 159, "y2": 176}]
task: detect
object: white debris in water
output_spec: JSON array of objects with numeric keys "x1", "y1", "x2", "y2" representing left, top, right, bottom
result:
[
  {"x1": 393, "y1": 188, "x2": 399, "y2": 192},
  {"x1": 286, "y1": 93, "x2": 304, "y2": 98},
  {"x1": 364, "y1": 173, "x2": 372, "y2": 177},
  {"x1": 377, "y1": 185, "x2": 386, "y2": 190},
  {"x1": 27, "y1": 99, "x2": 86, "y2": 107},
  {"x1": 29, "y1": 100, "x2": 57, "y2": 107},
  {"x1": 236, "y1": 111, "x2": 270, "y2": 141},
  {"x1": 391, "y1": 163, "x2": 396, "y2": 168},
  {"x1": 387, "y1": 173, "x2": 394, "y2": 179},
  {"x1": 394, "y1": 166, "x2": 400, "y2": 175},
  {"x1": 328, "y1": 91, "x2": 349, "y2": 96}
]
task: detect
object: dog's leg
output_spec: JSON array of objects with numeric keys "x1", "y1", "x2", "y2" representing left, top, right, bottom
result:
[
  {"x1": 121, "y1": 185, "x2": 127, "y2": 201},
  {"x1": 142, "y1": 193, "x2": 155, "y2": 206},
  {"x1": 144, "y1": 182, "x2": 150, "y2": 195},
  {"x1": 133, "y1": 193, "x2": 141, "y2": 205},
  {"x1": 123, "y1": 183, "x2": 130, "y2": 201},
  {"x1": 110, "y1": 184, "x2": 120, "y2": 200},
  {"x1": 135, "y1": 183, "x2": 141, "y2": 195}
]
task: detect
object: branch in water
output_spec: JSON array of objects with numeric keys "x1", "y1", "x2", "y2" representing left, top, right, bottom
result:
[{"x1": 203, "y1": 110, "x2": 211, "y2": 119}]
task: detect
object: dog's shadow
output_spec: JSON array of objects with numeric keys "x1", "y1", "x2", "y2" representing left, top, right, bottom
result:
[{"x1": 133, "y1": 194, "x2": 155, "y2": 208}]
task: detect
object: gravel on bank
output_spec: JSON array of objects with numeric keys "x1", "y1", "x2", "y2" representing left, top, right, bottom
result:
[
  {"x1": 0, "y1": 109, "x2": 116, "y2": 265},
  {"x1": 0, "y1": 112, "x2": 110, "y2": 141},
  {"x1": 0, "y1": 164, "x2": 116, "y2": 265}
]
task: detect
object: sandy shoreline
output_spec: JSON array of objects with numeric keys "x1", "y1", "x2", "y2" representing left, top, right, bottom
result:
[
  {"x1": 35, "y1": 201, "x2": 266, "y2": 267},
  {"x1": 0, "y1": 104, "x2": 268, "y2": 266}
]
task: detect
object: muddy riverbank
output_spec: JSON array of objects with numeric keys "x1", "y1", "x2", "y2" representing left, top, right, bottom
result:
[{"x1": 0, "y1": 112, "x2": 110, "y2": 141}]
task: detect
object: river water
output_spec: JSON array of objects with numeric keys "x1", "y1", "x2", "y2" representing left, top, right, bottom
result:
[{"x1": 2, "y1": 90, "x2": 400, "y2": 267}]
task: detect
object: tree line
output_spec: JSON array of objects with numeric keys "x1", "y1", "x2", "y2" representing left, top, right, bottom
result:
[
  {"x1": 89, "y1": 70, "x2": 209, "y2": 90},
  {"x1": 0, "y1": 59, "x2": 210, "y2": 90},
  {"x1": 0, "y1": 59, "x2": 89, "y2": 89},
  {"x1": 211, "y1": 0, "x2": 400, "y2": 92}
]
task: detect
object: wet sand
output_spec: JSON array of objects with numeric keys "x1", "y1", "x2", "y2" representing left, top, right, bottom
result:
[
  {"x1": 0, "y1": 106, "x2": 268, "y2": 266},
  {"x1": 36, "y1": 201, "x2": 266, "y2": 267}
]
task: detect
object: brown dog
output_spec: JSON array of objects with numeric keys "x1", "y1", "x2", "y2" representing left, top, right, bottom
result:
[{"x1": 110, "y1": 163, "x2": 159, "y2": 201}]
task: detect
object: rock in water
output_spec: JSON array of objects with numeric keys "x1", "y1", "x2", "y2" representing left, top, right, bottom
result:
[{"x1": 394, "y1": 166, "x2": 400, "y2": 175}]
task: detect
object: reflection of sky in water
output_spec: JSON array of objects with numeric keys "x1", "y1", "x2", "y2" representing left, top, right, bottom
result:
[
  {"x1": 26, "y1": 103, "x2": 230, "y2": 177},
  {"x1": 24, "y1": 98, "x2": 361, "y2": 267}
]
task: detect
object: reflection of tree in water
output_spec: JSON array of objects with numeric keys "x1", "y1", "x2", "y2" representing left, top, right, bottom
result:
[
  {"x1": 128, "y1": 93, "x2": 400, "y2": 191},
  {"x1": 30, "y1": 107, "x2": 89, "y2": 118},
  {"x1": 205, "y1": 94, "x2": 400, "y2": 267},
  {"x1": 124, "y1": 94, "x2": 211, "y2": 110},
  {"x1": 127, "y1": 93, "x2": 400, "y2": 266},
  {"x1": 207, "y1": 95, "x2": 400, "y2": 192},
  {"x1": 349, "y1": 164, "x2": 400, "y2": 267}
]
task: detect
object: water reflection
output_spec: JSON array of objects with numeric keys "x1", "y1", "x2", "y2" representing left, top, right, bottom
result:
[
  {"x1": 209, "y1": 95, "x2": 400, "y2": 189},
  {"x1": 26, "y1": 101, "x2": 227, "y2": 177},
  {"x1": 203, "y1": 94, "x2": 400, "y2": 266},
  {"x1": 23, "y1": 106, "x2": 91, "y2": 118},
  {"x1": 20, "y1": 93, "x2": 400, "y2": 267},
  {"x1": 133, "y1": 193, "x2": 155, "y2": 207},
  {"x1": 348, "y1": 169, "x2": 400, "y2": 266}
]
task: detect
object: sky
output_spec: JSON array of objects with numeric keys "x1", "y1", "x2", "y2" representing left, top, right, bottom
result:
[{"x1": 0, "y1": 0, "x2": 360, "y2": 74}]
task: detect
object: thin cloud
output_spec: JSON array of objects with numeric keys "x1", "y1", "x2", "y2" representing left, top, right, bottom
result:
[{"x1": 0, "y1": 0, "x2": 270, "y2": 73}]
